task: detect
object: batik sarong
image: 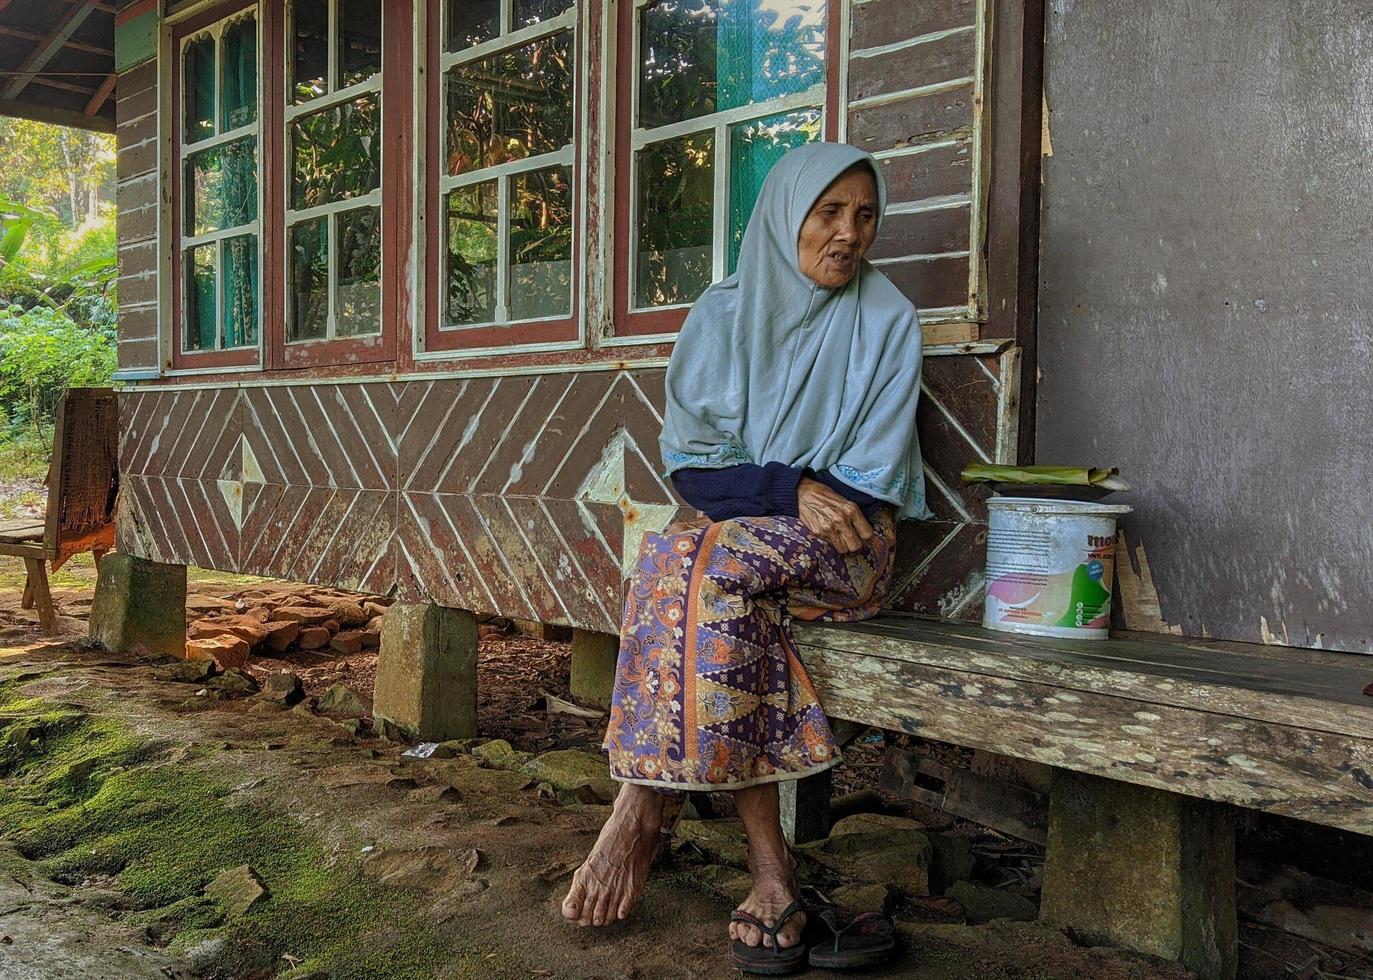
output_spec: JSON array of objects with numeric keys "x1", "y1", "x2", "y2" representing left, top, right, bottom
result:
[{"x1": 604, "y1": 511, "x2": 895, "y2": 791}]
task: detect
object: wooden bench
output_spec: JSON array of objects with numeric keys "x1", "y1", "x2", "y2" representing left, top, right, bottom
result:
[
  {"x1": 0, "y1": 388, "x2": 118, "y2": 632},
  {"x1": 791, "y1": 615, "x2": 1373, "y2": 979}
]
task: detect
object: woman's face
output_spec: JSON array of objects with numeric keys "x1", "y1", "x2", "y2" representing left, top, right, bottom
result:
[{"x1": 796, "y1": 166, "x2": 879, "y2": 288}]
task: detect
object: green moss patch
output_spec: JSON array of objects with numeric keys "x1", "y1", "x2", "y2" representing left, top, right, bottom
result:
[{"x1": 0, "y1": 684, "x2": 508, "y2": 979}]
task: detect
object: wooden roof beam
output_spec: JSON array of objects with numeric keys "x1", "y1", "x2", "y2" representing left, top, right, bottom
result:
[
  {"x1": 3, "y1": 1, "x2": 102, "y2": 101},
  {"x1": 0, "y1": 25, "x2": 113, "y2": 58},
  {"x1": 83, "y1": 71, "x2": 115, "y2": 116}
]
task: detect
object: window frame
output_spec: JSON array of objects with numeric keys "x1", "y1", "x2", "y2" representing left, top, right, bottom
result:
[
  {"x1": 608, "y1": 0, "x2": 844, "y2": 343},
  {"x1": 274, "y1": 0, "x2": 403, "y2": 370},
  {"x1": 169, "y1": 0, "x2": 264, "y2": 372},
  {"x1": 421, "y1": 0, "x2": 584, "y2": 357}
]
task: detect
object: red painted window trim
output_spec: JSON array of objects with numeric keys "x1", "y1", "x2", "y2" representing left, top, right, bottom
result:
[
  {"x1": 610, "y1": 0, "x2": 843, "y2": 339},
  {"x1": 169, "y1": 0, "x2": 264, "y2": 371},
  {"x1": 421, "y1": 0, "x2": 582, "y2": 355},
  {"x1": 273, "y1": 0, "x2": 407, "y2": 371}
]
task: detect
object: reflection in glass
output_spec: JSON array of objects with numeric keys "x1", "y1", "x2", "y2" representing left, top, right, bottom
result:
[
  {"x1": 446, "y1": 181, "x2": 498, "y2": 325},
  {"x1": 291, "y1": 95, "x2": 381, "y2": 210},
  {"x1": 509, "y1": 167, "x2": 572, "y2": 321},
  {"x1": 222, "y1": 234, "x2": 258, "y2": 348},
  {"x1": 638, "y1": 0, "x2": 827, "y2": 129},
  {"x1": 185, "y1": 245, "x2": 216, "y2": 351},
  {"x1": 636, "y1": 133, "x2": 714, "y2": 309},
  {"x1": 186, "y1": 138, "x2": 258, "y2": 236},
  {"x1": 447, "y1": 0, "x2": 498, "y2": 50},
  {"x1": 445, "y1": 32, "x2": 572, "y2": 175},
  {"x1": 220, "y1": 15, "x2": 257, "y2": 130},
  {"x1": 337, "y1": 207, "x2": 382, "y2": 336},
  {"x1": 290, "y1": 218, "x2": 329, "y2": 341},
  {"x1": 728, "y1": 108, "x2": 819, "y2": 272},
  {"x1": 513, "y1": 0, "x2": 573, "y2": 30},
  {"x1": 339, "y1": 0, "x2": 382, "y2": 88},
  {"x1": 292, "y1": 2, "x2": 328, "y2": 103},
  {"x1": 184, "y1": 35, "x2": 215, "y2": 142}
]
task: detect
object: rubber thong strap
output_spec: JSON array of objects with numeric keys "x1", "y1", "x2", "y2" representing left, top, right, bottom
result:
[{"x1": 730, "y1": 900, "x2": 805, "y2": 954}]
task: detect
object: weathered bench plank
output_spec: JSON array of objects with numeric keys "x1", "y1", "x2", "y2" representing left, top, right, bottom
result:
[{"x1": 793, "y1": 616, "x2": 1373, "y2": 836}]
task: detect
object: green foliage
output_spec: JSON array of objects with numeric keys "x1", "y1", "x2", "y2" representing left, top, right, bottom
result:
[{"x1": 0, "y1": 304, "x2": 116, "y2": 440}]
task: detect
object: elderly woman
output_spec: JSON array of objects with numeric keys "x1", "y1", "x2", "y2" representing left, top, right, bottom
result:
[{"x1": 562, "y1": 142, "x2": 929, "y2": 972}]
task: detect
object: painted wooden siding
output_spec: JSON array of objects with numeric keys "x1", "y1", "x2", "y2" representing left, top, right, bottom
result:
[
  {"x1": 117, "y1": 353, "x2": 1017, "y2": 627},
  {"x1": 115, "y1": 57, "x2": 159, "y2": 373},
  {"x1": 848, "y1": 0, "x2": 985, "y2": 330}
]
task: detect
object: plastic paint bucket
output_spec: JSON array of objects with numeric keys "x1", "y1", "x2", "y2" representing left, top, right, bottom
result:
[{"x1": 982, "y1": 496, "x2": 1133, "y2": 640}]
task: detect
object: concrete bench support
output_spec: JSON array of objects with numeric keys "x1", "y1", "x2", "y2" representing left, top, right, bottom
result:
[
  {"x1": 373, "y1": 604, "x2": 478, "y2": 741},
  {"x1": 1041, "y1": 769, "x2": 1237, "y2": 979},
  {"x1": 779, "y1": 768, "x2": 833, "y2": 845},
  {"x1": 569, "y1": 629, "x2": 618, "y2": 710},
  {"x1": 88, "y1": 554, "x2": 186, "y2": 657}
]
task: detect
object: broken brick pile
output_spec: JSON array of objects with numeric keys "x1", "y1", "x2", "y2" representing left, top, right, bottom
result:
[{"x1": 183, "y1": 588, "x2": 392, "y2": 669}]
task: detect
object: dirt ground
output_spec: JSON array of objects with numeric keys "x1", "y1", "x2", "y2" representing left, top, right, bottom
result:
[{"x1": 0, "y1": 555, "x2": 1360, "y2": 979}]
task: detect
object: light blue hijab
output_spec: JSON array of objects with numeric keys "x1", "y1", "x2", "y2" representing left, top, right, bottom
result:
[{"x1": 660, "y1": 142, "x2": 931, "y2": 520}]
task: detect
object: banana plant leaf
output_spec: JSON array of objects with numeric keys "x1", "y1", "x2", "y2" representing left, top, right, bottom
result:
[{"x1": 961, "y1": 464, "x2": 1129, "y2": 490}]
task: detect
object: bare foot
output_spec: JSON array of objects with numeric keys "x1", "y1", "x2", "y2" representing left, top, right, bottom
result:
[
  {"x1": 729, "y1": 859, "x2": 806, "y2": 950},
  {"x1": 561, "y1": 785, "x2": 664, "y2": 927}
]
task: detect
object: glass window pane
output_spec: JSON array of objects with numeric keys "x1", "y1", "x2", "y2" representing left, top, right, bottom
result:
[
  {"x1": 339, "y1": 0, "x2": 382, "y2": 88},
  {"x1": 513, "y1": 0, "x2": 572, "y2": 30},
  {"x1": 184, "y1": 35, "x2": 216, "y2": 142},
  {"x1": 635, "y1": 133, "x2": 714, "y2": 309},
  {"x1": 639, "y1": 0, "x2": 827, "y2": 129},
  {"x1": 291, "y1": 95, "x2": 381, "y2": 211},
  {"x1": 446, "y1": 0, "x2": 498, "y2": 50},
  {"x1": 445, "y1": 32, "x2": 572, "y2": 176},
  {"x1": 728, "y1": 108, "x2": 819, "y2": 272},
  {"x1": 222, "y1": 234, "x2": 259, "y2": 348},
  {"x1": 446, "y1": 181, "x2": 498, "y2": 325},
  {"x1": 186, "y1": 137, "x2": 258, "y2": 236},
  {"x1": 290, "y1": 218, "x2": 329, "y2": 341},
  {"x1": 509, "y1": 167, "x2": 572, "y2": 321},
  {"x1": 336, "y1": 207, "x2": 382, "y2": 336},
  {"x1": 220, "y1": 15, "x2": 258, "y2": 130},
  {"x1": 185, "y1": 245, "x2": 217, "y2": 351},
  {"x1": 292, "y1": 2, "x2": 329, "y2": 103}
]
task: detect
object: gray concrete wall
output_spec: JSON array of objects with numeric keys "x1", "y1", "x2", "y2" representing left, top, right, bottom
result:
[{"x1": 1037, "y1": 0, "x2": 1373, "y2": 652}]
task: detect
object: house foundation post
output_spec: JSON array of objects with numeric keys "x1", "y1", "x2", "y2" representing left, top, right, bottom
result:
[
  {"x1": 1040, "y1": 769, "x2": 1237, "y2": 979},
  {"x1": 569, "y1": 629, "x2": 619, "y2": 710},
  {"x1": 373, "y1": 604, "x2": 478, "y2": 741},
  {"x1": 88, "y1": 553, "x2": 186, "y2": 657}
]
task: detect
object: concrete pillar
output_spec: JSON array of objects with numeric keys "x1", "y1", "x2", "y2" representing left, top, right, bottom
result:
[
  {"x1": 513, "y1": 619, "x2": 573, "y2": 642},
  {"x1": 779, "y1": 768, "x2": 833, "y2": 845},
  {"x1": 1040, "y1": 769, "x2": 1237, "y2": 979},
  {"x1": 88, "y1": 554, "x2": 186, "y2": 657},
  {"x1": 569, "y1": 629, "x2": 618, "y2": 710},
  {"x1": 373, "y1": 604, "x2": 478, "y2": 742}
]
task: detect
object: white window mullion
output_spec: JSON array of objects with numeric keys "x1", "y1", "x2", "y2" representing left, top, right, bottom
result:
[
  {"x1": 712, "y1": 121, "x2": 728, "y2": 285},
  {"x1": 440, "y1": 11, "x2": 575, "y2": 70},
  {"x1": 327, "y1": 0, "x2": 338, "y2": 97},
  {"x1": 495, "y1": 173, "x2": 510, "y2": 323},
  {"x1": 214, "y1": 239, "x2": 225, "y2": 349},
  {"x1": 438, "y1": 147, "x2": 573, "y2": 194},
  {"x1": 327, "y1": 210, "x2": 338, "y2": 339},
  {"x1": 500, "y1": 0, "x2": 511, "y2": 36}
]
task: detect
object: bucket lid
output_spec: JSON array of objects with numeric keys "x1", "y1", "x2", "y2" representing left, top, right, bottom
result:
[{"x1": 986, "y1": 496, "x2": 1133, "y2": 516}]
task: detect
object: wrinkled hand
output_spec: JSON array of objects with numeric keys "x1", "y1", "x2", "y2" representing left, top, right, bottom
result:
[{"x1": 797, "y1": 478, "x2": 874, "y2": 555}]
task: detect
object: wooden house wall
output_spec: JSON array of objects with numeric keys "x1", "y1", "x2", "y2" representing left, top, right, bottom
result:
[
  {"x1": 114, "y1": 1, "x2": 1037, "y2": 631},
  {"x1": 114, "y1": 53, "x2": 159, "y2": 375}
]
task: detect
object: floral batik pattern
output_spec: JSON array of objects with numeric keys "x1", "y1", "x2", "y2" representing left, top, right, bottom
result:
[{"x1": 603, "y1": 511, "x2": 895, "y2": 791}]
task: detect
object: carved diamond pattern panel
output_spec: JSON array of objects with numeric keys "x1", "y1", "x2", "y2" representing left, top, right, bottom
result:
[{"x1": 116, "y1": 354, "x2": 1016, "y2": 628}]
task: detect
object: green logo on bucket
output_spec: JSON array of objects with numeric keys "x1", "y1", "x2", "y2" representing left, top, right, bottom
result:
[{"x1": 1054, "y1": 563, "x2": 1112, "y2": 629}]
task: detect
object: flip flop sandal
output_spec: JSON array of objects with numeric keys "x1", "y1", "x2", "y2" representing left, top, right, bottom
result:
[
  {"x1": 808, "y1": 899, "x2": 898, "y2": 970},
  {"x1": 729, "y1": 900, "x2": 809, "y2": 976}
]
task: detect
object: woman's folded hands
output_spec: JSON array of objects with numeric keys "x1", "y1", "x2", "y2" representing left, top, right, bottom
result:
[{"x1": 797, "y1": 477, "x2": 875, "y2": 555}]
